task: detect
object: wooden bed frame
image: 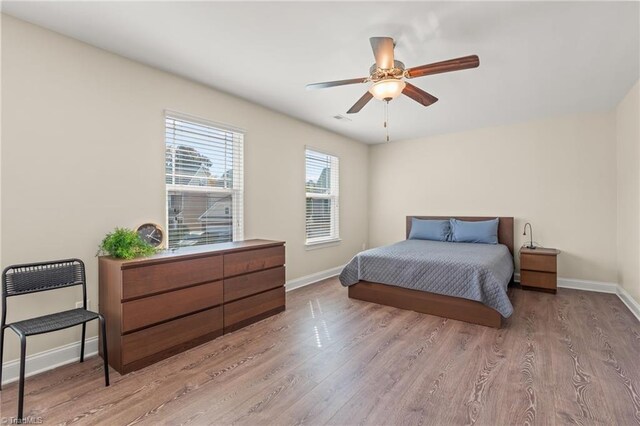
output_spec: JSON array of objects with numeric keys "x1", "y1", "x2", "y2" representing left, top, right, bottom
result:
[{"x1": 348, "y1": 216, "x2": 514, "y2": 328}]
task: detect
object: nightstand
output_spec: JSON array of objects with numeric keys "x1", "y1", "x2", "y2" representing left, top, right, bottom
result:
[{"x1": 519, "y1": 247, "x2": 561, "y2": 293}]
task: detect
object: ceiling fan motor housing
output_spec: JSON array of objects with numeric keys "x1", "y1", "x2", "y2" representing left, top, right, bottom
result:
[{"x1": 369, "y1": 60, "x2": 405, "y2": 81}]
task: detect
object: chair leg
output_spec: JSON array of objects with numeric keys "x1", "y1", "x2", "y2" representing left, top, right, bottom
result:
[
  {"x1": 0, "y1": 326, "x2": 5, "y2": 390},
  {"x1": 99, "y1": 316, "x2": 110, "y2": 387},
  {"x1": 80, "y1": 322, "x2": 86, "y2": 363},
  {"x1": 17, "y1": 334, "x2": 26, "y2": 422}
]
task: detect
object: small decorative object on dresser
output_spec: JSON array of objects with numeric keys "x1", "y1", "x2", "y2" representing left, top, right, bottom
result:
[
  {"x1": 99, "y1": 239, "x2": 285, "y2": 374},
  {"x1": 519, "y1": 247, "x2": 560, "y2": 293},
  {"x1": 136, "y1": 223, "x2": 165, "y2": 248}
]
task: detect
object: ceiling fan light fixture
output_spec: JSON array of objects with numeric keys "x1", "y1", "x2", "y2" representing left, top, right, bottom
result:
[{"x1": 369, "y1": 78, "x2": 406, "y2": 101}]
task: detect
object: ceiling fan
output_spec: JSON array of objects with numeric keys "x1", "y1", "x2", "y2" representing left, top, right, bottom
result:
[{"x1": 306, "y1": 37, "x2": 480, "y2": 114}]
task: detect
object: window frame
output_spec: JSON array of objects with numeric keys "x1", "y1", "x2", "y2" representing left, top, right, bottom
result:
[
  {"x1": 165, "y1": 111, "x2": 244, "y2": 249},
  {"x1": 304, "y1": 147, "x2": 340, "y2": 247}
]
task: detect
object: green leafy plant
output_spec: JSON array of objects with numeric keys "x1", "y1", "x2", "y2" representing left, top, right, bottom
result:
[{"x1": 97, "y1": 227, "x2": 158, "y2": 259}]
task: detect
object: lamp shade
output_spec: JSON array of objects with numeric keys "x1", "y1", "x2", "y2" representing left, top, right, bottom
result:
[{"x1": 369, "y1": 79, "x2": 406, "y2": 101}]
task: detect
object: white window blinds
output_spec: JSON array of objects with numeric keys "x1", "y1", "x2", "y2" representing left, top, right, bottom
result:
[
  {"x1": 165, "y1": 113, "x2": 244, "y2": 249},
  {"x1": 305, "y1": 148, "x2": 339, "y2": 244}
]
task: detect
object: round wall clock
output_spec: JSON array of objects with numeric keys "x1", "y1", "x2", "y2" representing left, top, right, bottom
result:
[{"x1": 136, "y1": 223, "x2": 165, "y2": 248}]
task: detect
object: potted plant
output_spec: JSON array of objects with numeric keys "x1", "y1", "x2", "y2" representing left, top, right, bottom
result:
[{"x1": 97, "y1": 227, "x2": 158, "y2": 259}]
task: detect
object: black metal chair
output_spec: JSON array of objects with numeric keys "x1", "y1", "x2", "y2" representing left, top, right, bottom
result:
[{"x1": 0, "y1": 259, "x2": 109, "y2": 421}]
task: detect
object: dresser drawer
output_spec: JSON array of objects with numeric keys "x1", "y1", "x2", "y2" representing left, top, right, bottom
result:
[
  {"x1": 122, "y1": 307, "x2": 222, "y2": 365},
  {"x1": 520, "y1": 253, "x2": 556, "y2": 273},
  {"x1": 122, "y1": 255, "x2": 223, "y2": 300},
  {"x1": 122, "y1": 280, "x2": 223, "y2": 332},
  {"x1": 224, "y1": 266, "x2": 285, "y2": 303},
  {"x1": 224, "y1": 286, "x2": 285, "y2": 333},
  {"x1": 520, "y1": 270, "x2": 556, "y2": 290},
  {"x1": 224, "y1": 246, "x2": 285, "y2": 278}
]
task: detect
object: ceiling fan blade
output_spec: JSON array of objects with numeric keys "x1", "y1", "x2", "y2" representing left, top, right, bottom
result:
[
  {"x1": 306, "y1": 77, "x2": 368, "y2": 90},
  {"x1": 346, "y1": 91, "x2": 374, "y2": 114},
  {"x1": 406, "y1": 55, "x2": 479, "y2": 79},
  {"x1": 402, "y1": 82, "x2": 438, "y2": 107},
  {"x1": 370, "y1": 37, "x2": 395, "y2": 69}
]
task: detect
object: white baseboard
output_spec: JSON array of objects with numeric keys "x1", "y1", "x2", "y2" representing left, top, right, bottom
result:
[
  {"x1": 617, "y1": 285, "x2": 640, "y2": 322},
  {"x1": 1, "y1": 336, "x2": 98, "y2": 386},
  {"x1": 285, "y1": 265, "x2": 344, "y2": 292},
  {"x1": 514, "y1": 273, "x2": 618, "y2": 293},
  {"x1": 557, "y1": 277, "x2": 619, "y2": 293}
]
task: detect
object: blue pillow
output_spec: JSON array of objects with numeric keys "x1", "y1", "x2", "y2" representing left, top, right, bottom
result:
[
  {"x1": 450, "y1": 218, "x2": 499, "y2": 244},
  {"x1": 408, "y1": 218, "x2": 450, "y2": 242}
]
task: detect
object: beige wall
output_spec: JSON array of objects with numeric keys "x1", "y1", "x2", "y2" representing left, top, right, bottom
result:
[
  {"x1": 369, "y1": 112, "x2": 618, "y2": 283},
  {"x1": 616, "y1": 81, "x2": 640, "y2": 303},
  {"x1": 0, "y1": 16, "x2": 368, "y2": 362}
]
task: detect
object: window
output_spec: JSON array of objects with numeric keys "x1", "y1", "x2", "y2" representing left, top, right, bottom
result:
[
  {"x1": 165, "y1": 113, "x2": 243, "y2": 249},
  {"x1": 305, "y1": 148, "x2": 339, "y2": 245}
]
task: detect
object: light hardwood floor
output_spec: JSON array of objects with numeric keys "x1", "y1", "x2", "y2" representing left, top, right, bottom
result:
[{"x1": 2, "y1": 278, "x2": 639, "y2": 425}]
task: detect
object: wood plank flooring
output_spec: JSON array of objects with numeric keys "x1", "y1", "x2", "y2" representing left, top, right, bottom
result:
[{"x1": 1, "y1": 277, "x2": 639, "y2": 425}]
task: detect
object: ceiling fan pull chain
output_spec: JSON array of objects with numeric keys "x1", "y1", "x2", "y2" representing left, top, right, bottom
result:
[
  {"x1": 384, "y1": 100, "x2": 390, "y2": 142},
  {"x1": 383, "y1": 101, "x2": 387, "y2": 129}
]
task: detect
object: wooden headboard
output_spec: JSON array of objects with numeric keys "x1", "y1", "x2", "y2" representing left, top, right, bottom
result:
[{"x1": 406, "y1": 216, "x2": 515, "y2": 256}]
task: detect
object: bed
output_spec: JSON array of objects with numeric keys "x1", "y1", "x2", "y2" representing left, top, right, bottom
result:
[{"x1": 340, "y1": 216, "x2": 514, "y2": 328}]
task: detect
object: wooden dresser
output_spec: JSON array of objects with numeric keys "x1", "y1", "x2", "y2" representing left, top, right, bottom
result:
[
  {"x1": 99, "y1": 239, "x2": 285, "y2": 374},
  {"x1": 519, "y1": 247, "x2": 560, "y2": 293}
]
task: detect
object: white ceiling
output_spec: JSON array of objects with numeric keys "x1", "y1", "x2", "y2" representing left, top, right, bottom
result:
[{"x1": 3, "y1": 1, "x2": 639, "y2": 144}]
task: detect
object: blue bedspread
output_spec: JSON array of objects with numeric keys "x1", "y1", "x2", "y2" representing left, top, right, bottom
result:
[{"x1": 339, "y1": 239, "x2": 514, "y2": 317}]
